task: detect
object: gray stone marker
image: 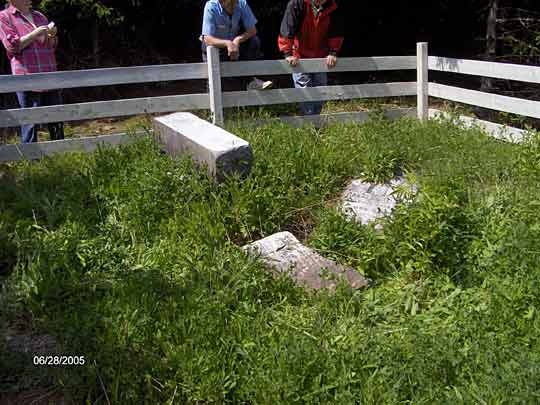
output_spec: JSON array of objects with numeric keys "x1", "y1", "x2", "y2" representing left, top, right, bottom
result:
[
  {"x1": 153, "y1": 112, "x2": 252, "y2": 181},
  {"x1": 243, "y1": 232, "x2": 369, "y2": 291},
  {"x1": 341, "y1": 177, "x2": 416, "y2": 226}
]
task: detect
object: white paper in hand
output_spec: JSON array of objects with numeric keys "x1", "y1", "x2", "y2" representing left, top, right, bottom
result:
[{"x1": 47, "y1": 22, "x2": 55, "y2": 30}]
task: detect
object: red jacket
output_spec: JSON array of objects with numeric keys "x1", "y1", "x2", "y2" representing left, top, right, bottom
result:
[{"x1": 278, "y1": 0, "x2": 344, "y2": 59}]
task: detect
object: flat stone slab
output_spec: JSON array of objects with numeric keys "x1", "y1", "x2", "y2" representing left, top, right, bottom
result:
[
  {"x1": 153, "y1": 112, "x2": 252, "y2": 182},
  {"x1": 243, "y1": 232, "x2": 369, "y2": 291},
  {"x1": 341, "y1": 177, "x2": 416, "y2": 225}
]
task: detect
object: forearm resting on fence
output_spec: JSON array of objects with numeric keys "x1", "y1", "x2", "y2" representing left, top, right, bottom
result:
[
  {"x1": 232, "y1": 27, "x2": 256, "y2": 45},
  {"x1": 204, "y1": 28, "x2": 256, "y2": 48},
  {"x1": 20, "y1": 26, "x2": 48, "y2": 49},
  {"x1": 203, "y1": 35, "x2": 233, "y2": 48}
]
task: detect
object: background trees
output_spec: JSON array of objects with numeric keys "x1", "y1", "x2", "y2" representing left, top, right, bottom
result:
[
  {"x1": 0, "y1": 1, "x2": 536, "y2": 71},
  {"x1": 0, "y1": 0, "x2": 533, "y2": 71},
  {"x1": 14, "y1": 1, "x2": 483, "y2": 68}
]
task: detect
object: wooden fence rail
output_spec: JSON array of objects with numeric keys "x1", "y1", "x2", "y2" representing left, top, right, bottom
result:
[
  {"x1": 220, "y1": 56, "x2": 417, "y2": 77},
  {"x1": 0, "y1": 94, "x2": 210, "y2": 127},
  {"x1": 221, "y1": 83, "x2": 417, "y2": 108},
  {"x1": 0, "y1": 63, "x2": 209, "y2": 93},
  {"x1": 429, "y1": 56, "x2": 540, "y2": 84},
  {"x1": 429, "y1": 83, "x2": 540, "y2": 120}
]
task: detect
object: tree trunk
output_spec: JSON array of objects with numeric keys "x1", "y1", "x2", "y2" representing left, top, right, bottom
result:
[
  {"x1": 481, "y1": 0, "x2": 498, "y2": 93},
  {"x1": 477, "y1": 0, "x2": 499, "y2": 120},
  {"x1": 92, "y1": 20, "x2": 100, "y2": 68},
  {"x1": 92, "y1": 20, "x2": 103, "y2": 100}
]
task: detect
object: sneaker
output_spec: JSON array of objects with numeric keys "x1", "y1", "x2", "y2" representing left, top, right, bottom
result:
[{"x1": 247, "y1": 77, "x2": 273, "y2": 91}]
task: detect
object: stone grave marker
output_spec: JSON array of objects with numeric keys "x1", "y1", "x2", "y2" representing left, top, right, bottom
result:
[{"x1": 243, "y1": 232, "x2": 369, "y2": 291}]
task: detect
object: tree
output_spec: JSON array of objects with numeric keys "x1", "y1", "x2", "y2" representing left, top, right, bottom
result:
[
  {"x1": 497, "y1": 1, "x2": 540, "y2": 66},
  {"x1": 38, "y1": 0, "x2": 123, "y2": 67},
  {"x1": 478, "y1": 0, "x2": 540, "y2": 100},
  {"x1": 480, "y1": 0, "x2": 498, "y2": 94}
]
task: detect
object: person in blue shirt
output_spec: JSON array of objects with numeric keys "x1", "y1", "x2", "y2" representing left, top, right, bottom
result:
[{"x1": 201, "y1": 0, "x2": 272, "y2": 90}]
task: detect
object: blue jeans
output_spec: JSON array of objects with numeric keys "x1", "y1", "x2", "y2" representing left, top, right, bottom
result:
[
  {"x1": 201, "y1": 35, "x2": 262, "y2": 62},
  {"x1": 16, "y1": 90, "x2": 64, "y2": 143},
  {"x1": 292, "y1": 72, "x2": 328, "y2": 115}
]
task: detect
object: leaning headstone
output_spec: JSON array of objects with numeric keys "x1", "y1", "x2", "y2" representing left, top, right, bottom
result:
[
  {"x1": 341, "y1": 177, "x2": 416, "y2": 226},
  {"x1": 243, "y1": 232, "x2": 369, "y2": 291},
  {"x1": 153, "y1": 112, "x2": 252, "y2": 182}
]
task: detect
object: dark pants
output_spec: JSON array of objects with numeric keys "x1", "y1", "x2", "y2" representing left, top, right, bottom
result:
[
  {"x1": 201, "y1": 35, "x2": 262, "y2": 62},
  {"x1": 16, "y1": 90, "x2": 64, "y2": 143}
]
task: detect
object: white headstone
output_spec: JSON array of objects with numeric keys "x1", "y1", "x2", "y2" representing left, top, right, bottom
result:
[{"x1": 153, "y1": 112, "x2": 252, "y2": 181}]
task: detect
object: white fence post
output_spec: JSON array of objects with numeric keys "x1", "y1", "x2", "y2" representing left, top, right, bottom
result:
[
  {"x1": 206, "y1": 46, "x2": 224, "y2": 126},
  {"x1": 417, "y1": 42, "x2": 429, "y2": 121}
]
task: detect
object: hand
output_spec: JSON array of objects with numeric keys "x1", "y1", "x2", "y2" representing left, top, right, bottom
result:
[
  {"x1": 286, "y1": 55, "x2": 299, "y2": 66},
  {"x1": 48, "y1": 26, "x2": 58, "y2": 38},
  {"x1": 326, "y1": 54, "x2": 337, "y2": 69},
  {"x1": 227, "y1": 40, "x2": 239, "y2": 60},
  {"x1": 33, "y1": 26, "x2": 49, "y2": 37},
  {"x1": 232, "y1": 36, "x2": 242, "y2": 47},
  {"x1": 32, "y1": 26, "x2": 49, "y2": 44}
]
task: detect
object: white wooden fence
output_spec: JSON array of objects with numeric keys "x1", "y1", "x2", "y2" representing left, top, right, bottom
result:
[
  {"x1": 428, "y1": 54, "x2": 540, "y2": 119},
  {"x1": 0, "y1": 46, "x2": 419, "y2": 129},
  {"x1": 0, "y1": 42, "x2": 539, "y2": 161}
]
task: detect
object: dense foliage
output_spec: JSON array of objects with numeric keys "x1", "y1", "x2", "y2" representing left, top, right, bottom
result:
[
  {"x1": 1, "y1": 116, "x2": 540, "y2": 402},
  {"x1": 3, "y1": 0, "x2": 534, "y2": 69}
]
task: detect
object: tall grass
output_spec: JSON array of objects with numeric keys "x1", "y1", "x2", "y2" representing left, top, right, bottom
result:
[{"x1": 1, "y1": 116, "x2": 540, "y2": 403}]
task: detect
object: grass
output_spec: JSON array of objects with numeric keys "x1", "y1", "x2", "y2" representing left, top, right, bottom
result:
[{"x1": 1, "y1": 114, "x2": 540, "y2": 403}]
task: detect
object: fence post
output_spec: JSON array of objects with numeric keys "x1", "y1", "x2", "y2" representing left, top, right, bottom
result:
[
  {"x1": 207, "y1": 46, "x2": 224, "y2": 126},
  {"x1": 417, "y1": 42, "x2": 429, "y2": 121}
]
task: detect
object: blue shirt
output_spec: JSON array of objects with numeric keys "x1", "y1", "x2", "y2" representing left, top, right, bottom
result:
[{"x1": 201, "y1": 0, "x2": 257, "y2": 41}]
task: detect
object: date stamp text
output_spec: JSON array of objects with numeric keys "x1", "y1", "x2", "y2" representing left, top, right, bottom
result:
[{"x1": 33, "y1": 355, "x2": 86, "y2": 366}]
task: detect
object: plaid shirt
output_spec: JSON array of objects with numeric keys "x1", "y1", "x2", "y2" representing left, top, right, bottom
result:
[{"x1": 0, "y1": 5, "x2": 57, "y2": 75}]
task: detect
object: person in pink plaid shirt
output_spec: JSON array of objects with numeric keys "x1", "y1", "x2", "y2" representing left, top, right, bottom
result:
[{"x1": 0, "y1": 0, "x2": 63, "y2": 143}]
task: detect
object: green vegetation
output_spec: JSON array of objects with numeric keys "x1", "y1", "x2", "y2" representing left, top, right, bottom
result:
[{"x1": 1, "y1": 116, "x2": 540, "y2": 403}]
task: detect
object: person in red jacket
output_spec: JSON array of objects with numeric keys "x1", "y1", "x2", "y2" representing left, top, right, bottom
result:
[{"x1": 278, "y1": 0, "x2": 344, "y2": 115}]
